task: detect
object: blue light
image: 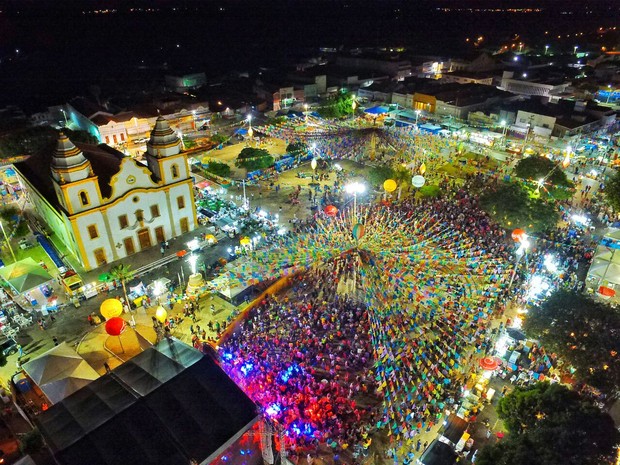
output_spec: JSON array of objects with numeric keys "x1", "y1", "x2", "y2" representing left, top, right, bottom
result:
[
  {"x1": 240, "y1": 362, "x2": 254, "y2": 376},
  {"x1": 265, "y1": 403, "x2": 282, "y2": 418},
  {"x1": 221, "y1": 352, "x2": 233, "y2": 361},
  {"x1": 277, "y1": 363, "x2": 304, "y2": 384}
]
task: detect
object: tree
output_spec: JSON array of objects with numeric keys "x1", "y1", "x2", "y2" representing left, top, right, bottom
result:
[
  {"x1": 210, "y1": 133, "x2": 228, "y2": 145},
  {"x1": 477, "y1": 383, "x2": 619, "y2": 465},
  {"x1": 236, "y1": 147, "x2": 274, "y2": 171},
  {"x1": 523, "y1": 289, "x2": 620, "y2": 394},
  {"x1": 317, "y1": 90, "x2": 356, "y2": 119},
  {"x1": 287, "y1": 141, "x2": 309, "y2": 163},
  {"x1": 0, "y1": 206, "x2": 28, "y2": 238},
  {"x1": 366, "y1": 166, "x2": 394, "y2": 187},
  {"x1": 604, "y1": 168, "x2": 620, "y2": 212},
  {"x1": 110, "y1": 264, "x2": 133, "y2": 311},
  {"x1": 479, "y1": 182, "x2": 559, "y2": 233},
  {"x1": 205, "y1": 161, "x2": 231, "y2": 178},
  {"x1": 514, "y1": 155, "x2": 570, "y2": 187}
]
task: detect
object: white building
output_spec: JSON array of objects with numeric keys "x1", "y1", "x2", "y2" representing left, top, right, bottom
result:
[{"x1": 15, "y1": 117, "x2": 197, "y2": 270}]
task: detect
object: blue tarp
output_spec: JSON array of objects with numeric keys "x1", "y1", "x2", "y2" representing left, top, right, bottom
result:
[
  {"x1": 246, "y1": 170, "x2": 262, "y2": 180},
  {"x1": 233, "y1": 128, "x2": 248, "y2": 136},
  {"x1": 395, "y1": 120, "x2": 414, "y2": 127},
  {"x1": 365, "y1": 106, "x2": 389, "y2": 115},
  {"x1": 275, "y1": 155, "x2": 295, "y2": 171},
  {"x1": 419, "y1": 123, "x2": 442, "y2": 134},
  {"x1": 35, "y1": 233, "x2": 65, "y2": 269}
]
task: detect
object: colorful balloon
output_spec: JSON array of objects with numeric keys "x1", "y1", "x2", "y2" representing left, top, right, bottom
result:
[
  {"x1": 383, "y1": 179, "x2": 397, "y2": 193},
  {"x1": 352, "y1": 223, "x2": 365, "y2": 240},
  {"x1": 100, "y1": 299, "x2": 123, "y2": 320},
  {"x1": 105, "y1": 317, "x2": 126, "y2": 336},
  {"x1": 155, "y1": 306, "x2": 168, "y2": 323},
  {"x1": 411, "y1": 175, "x2": 425, "y2": 188},
  {"x1": 324, "y1": 205, "x2": 338, "y2": 217},
  {"x1": 512, "y1": 228, "x2": 526, "y2": 242}
]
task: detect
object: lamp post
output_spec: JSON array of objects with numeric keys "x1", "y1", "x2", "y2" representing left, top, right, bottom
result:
[
  {"x1": 500, "y1": 120, "x2": 508, "y2": 148},
  {"x1": 415, "y1": 109, "x2": 421, "y2": 126},
  {"x1": 606, "y1": 84, "x2": 614, "y2": 104},
  {"x1": 508, "y1": 235, "x2": 530, "y2": 290},
  {"x1": 345, "y1": 182, "x2": 366, "y2": 220},
  {"x1": 545, "y1": 45, "x2": 550, "y2": 55},
  {"x1": 0, "y1": 221, "x2": 16, "y2": 263},
  {"x1": 573, "y1": 45, "x2": 579, "y2": 55}
]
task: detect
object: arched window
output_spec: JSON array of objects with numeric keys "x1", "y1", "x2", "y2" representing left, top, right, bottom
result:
[
  {"x1": 79, "y1": 191, "x2": 89, "y2": 206},
  {"x1": 171, "y1": 164, "x2": 179, "y2": 179}
]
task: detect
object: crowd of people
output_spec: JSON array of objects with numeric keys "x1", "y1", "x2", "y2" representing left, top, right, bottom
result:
[{"x1": 220, "y1": 265, "x2": 381, "y2": 459}]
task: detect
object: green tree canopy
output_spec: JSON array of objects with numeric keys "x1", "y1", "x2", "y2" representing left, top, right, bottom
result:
[
  {"x1": 514, "y1": 155, "x2": 570, "y2": 187},
  {"x1": 210, "y1": 133, "x2": 228, "y2": 145},
  {"x1": 477, "y1": 383, "x2": 619, "y2": 465},
  {"x1": 523, "y1": 289, "x2": 620, "y2": 394},
  {"x1": 604, "y1": 168, "x2": 620, "y2": 211},
  {"x1": 479, "y1": 181, "x2": 559, "y2": 233},
  {"x1": 286, "y1": 141, "x2": 309, "y2": 155},
  {"x1": 205, "y1": 161, "x2": 231, "y2": 178},
  {"x1": 110, "y1": 264, "x2": 133, "y2": 311},
  {"x1": 366, "y1": 166, "x2": 395, "y2": 187},
  {"x1": 236, "y1": 147, "x2": 274, "y2": 171},
  {"x1": 317, "y1": 90, "x2": 356, "y2": 119}
]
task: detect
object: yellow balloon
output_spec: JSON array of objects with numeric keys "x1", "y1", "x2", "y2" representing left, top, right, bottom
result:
[
  {"x1": 100, "y1": 299, "x2": 123, "y2": 320},
  {"x1": 383, "y1": 179, "x2": 397, "y2": 193},
  {"x1": 240, "y1": 236, "x2": 251, "y2": 246},
  {"x1": 419, "y1": 163, "x2": 427, "y2": 175},
  {"x1": 155, "y1": 306, "x2": 168, "y2": 323}
]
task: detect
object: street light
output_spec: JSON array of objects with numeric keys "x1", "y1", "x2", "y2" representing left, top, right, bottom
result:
[
  {"x1": 500, "y1": 120, "x2": 508, "y2": 148},
  {"x1": 573, "y1": 45, "x2": 579, "y2": 55},
  {"x1": 545, "y1": 45, "x2": 550, "y2": 55},
  {"x1": 345, "y1": 182, "x2": 366, "y2": 219},
  {"x1": 606, "y1": 84, "x2": 614, "y2": 104}
]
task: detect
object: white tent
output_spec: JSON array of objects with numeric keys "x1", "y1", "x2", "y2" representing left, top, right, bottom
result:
[
  {"x1": 587, "y1": 229, "x2": 620, "y2": 293},
  {"x1": 22, "y1": 342, "x2": 100, "y2": 404}
]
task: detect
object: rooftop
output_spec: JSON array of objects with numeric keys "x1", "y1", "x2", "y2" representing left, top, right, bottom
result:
[{"x1": 36, "y1": 338, "x2": 259, "y2": 465}]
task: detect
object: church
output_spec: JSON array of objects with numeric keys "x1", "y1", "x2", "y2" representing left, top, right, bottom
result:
[{"x1": 15, "y1": 117, "x2": 197, "y2": 270}]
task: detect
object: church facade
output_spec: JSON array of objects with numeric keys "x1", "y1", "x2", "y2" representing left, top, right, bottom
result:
[{"x1": 15, "y1": 117, "x2": 197, "y2": 270}]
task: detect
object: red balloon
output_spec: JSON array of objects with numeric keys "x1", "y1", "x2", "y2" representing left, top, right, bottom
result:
[
  {"x1": 105, "y1": 317, "x2": 126, "y2": 336},
  {"x1": 324, "y1": 205, "x2": 338, "y2": 217},
  {"x1": 511, "y1": 228, "x2": 525, "y2": 242}
]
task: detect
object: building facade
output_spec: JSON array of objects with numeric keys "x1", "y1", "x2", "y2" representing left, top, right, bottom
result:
[{"x1": 15, "y1": 117, "x2": 197, "y2": 271}]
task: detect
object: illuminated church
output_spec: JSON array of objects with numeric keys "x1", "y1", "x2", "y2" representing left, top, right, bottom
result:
[{"x1": 15, "y1": 117, "x2": 197, "y2": 270}]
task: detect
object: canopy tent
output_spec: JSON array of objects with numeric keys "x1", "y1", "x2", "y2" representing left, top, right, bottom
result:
[
  {"x1": 419, "y1": 124, "x2": 443, "y2": 134},
  {"x1": 418, "y1": 439, "x2": 457, "y2": 465},
  {"x1": 22, "y1": 343, "x2": 99, "y2": 405},
  {"x1": 439, "y1": 414, "x2": 468, "y2": 447},
  {"x1": 364, "y1": 106, "x2": 389, "y2": 115},
  {"x1": 195, "y1": 180, "x2": 213, "y2": 190},
  {"x1": 36, "y1": 338, "x2": 260, "y2": 465},
  {"x1": 0, "y1": 257, "x2": 53, "y2": 293},
  {"x1": 587, "y1": 229, "x2": 620, "y2": 292},
  {"x1": 233, "y1": 128, "x2": 248, "y2": 136}
]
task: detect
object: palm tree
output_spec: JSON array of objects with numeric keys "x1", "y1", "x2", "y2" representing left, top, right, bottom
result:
[
  {"x1": 110, "y1": 264, "x2": 133, "y2": 311},
  {"x1": 392, "y1": 165, "x2": 411, "y2": 200}
]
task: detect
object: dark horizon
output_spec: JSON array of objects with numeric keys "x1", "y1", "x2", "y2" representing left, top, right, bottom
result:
[{"x1": 0, "y1": 0, "x2": 618, "y2": 110}]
